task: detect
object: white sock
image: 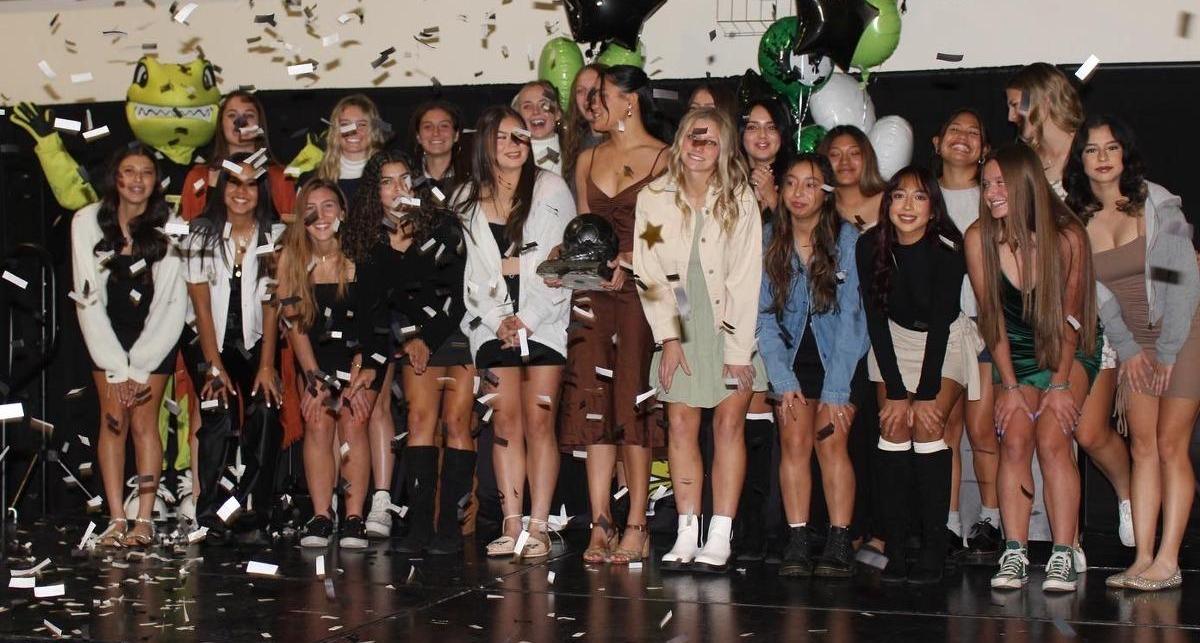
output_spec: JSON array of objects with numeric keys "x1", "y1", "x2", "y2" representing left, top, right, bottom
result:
[
  {"x1": 878, "y1": 438, "x2": 912, "y2": 451},
  {"x1": 947, "y1": 510, "x2": 962, "y2": 537},
  {"x1": 979, "y1": 505, "x2": 1001, "y2": 525},
  {"x1": 913, "y1": 439, "x2": 949, "y2": 454},
  {"x1": 788, "y1": 522, "x2": 806, "y2": 528}
]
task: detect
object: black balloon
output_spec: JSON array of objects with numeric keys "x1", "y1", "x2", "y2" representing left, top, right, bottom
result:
[
  {"x1": 736, "y1": 69, "x2": 776, "y2": 112},
  {"x1": 563, "y1": 0, "x2": 668, "y2": 50},
  {"x1": 559, "y1": 214, "x2": 619, "y2": 265},
  {"x1": 792, "y1": 0, "x2": 877, "y2": 71}
]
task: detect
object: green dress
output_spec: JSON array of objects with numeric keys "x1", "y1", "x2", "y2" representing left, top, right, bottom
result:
[
  {"x1": 650, "y1": 212, "x2": 767, "y2": 407},
  {"x1": 994, "y1": 275, "x2": 1101, "y2": 389}
]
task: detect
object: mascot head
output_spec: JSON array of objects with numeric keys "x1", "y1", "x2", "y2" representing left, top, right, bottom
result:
[{"x1": 125, "y1": 56, "x2": 220, "y2": 165}]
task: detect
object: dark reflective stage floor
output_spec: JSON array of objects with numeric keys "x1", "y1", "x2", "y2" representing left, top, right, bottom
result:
[{"x1": 1, "y1": 519, "x2": 1196, "y2": 642}]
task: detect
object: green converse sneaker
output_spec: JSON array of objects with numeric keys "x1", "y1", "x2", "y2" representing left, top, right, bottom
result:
[
  {"x1": 990, "y1": 541, "x2": 1029, "y2": 589},
  {"x1": 1042, "y1": 544, "x2": 1078, "y2": 592}
]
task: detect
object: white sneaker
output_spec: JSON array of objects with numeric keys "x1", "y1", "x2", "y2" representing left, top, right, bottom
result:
[
  {"x1": 1118, "y1": 499, "x2": 1135, "y2": 547},
  {"x1": 1072, "y1": 545, "x2": 1087, "y2": 573},
  {"x1": 176, "y1": 471, "x2": 195, "y2": 528},
  {"x1": 365, "y1": 490, "x2": 392, "y2": 539}
]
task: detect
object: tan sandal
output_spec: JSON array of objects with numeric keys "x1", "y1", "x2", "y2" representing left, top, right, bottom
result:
[
  {"x1": 486, "y1": 515, "x2": 523, "y2": 557},
  {"x1": 583, "y1": 520, "x2": 617, "y2": 564},
  {"x1": 95, "y1": 519, "x2": 127, "y2": 548},
  {"x1": 609, "y1": 524, "x2": 650, "y2": 565},
  {"x1": 121, "y1": 517, "x2": 155, "y2": 548},
  {"x1": 518, "y1": 518, "x2": 553, "y2": 560}
]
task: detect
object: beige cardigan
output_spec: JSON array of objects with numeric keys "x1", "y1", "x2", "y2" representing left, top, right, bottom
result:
[{"x1": 632, "y1": 174, "x2": 762, "y2": 366}]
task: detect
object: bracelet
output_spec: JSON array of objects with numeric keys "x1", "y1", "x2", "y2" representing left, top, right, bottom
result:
[
  {"x1": 1046, "y1": 382, "x2": 1071, "y2": 392},
  {"x1": 1001, "y1": 383, "x2": 1020, "y2": 391}
]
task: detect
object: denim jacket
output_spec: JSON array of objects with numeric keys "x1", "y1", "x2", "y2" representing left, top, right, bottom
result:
[{"x1": 757, "y1": 222, "x2": 869, "y2": 404}]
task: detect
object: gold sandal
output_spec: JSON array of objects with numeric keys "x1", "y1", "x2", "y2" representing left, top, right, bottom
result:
[
  {"x1": 609, "y1": 524, "x2": 650, "y2": 565},
  {"x1": 95, "y1": 519, "x2": 127, "y2": 548},
  {"x1": 121, "y1": 517, "x2": 155, "y2": 548},
  {"x1": 519, "y1": 519, "x2": 553, "y2": 560},
  {"x1": 486, "y1": 515, "x2": 523, "y2": 557},
  {"x1": 583, "y1": 519, "x2": 618, "y2": 564}
]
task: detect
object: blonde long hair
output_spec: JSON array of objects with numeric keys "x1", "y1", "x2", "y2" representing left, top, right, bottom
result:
[
  {"x1": 317, "y1": 94, "x2": 384, "y2": 182},
  {"x1": 277, "y1": 179, "x2": 351, "y2": 331},
  {"x1": 1005, "y1": 63, "x2": 1083, "y2": 150},
  {"x1": 656, "y1": 107, "x2": 749, "y2": 234},
  {"x1": 977, "y1": 144, "x2": 1096, "y2": 369}
]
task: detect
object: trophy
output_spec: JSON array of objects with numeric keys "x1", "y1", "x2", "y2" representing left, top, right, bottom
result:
[{"x1": 536, "y1": 213, "x2": 619, "y2": 290}]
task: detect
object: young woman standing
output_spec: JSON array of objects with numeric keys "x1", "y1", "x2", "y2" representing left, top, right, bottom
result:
[
  {"x1": 634, "y1": 107, "x2": 767, "y2": 572},
  {"x1": 459, "y1": 106, "x2": 575, "y2": 559},
  {"x1": 278, "y1": 180, "x2": 383, "y2": 549},
  {"x1": 1065, "y1": 115, "x2": 1200, "y2": 591},
  {"x1": 561, "y1": 63, "x2": 606, "y2": 191},
  {"x1": 560, "y1": 65, "x2": 669, "y2": 565},
  {"x1": 310, "y1": 95, "x2": 385, "y2": 206},
  {"x1": 758, "y1": 154, "x2": 868, "y2": 577},
  {"x1": 858, "y1": 166, "x2": 973, "y2": 585},
  {"x1": 966, "y1": 144, "x2": 1100, "y2": 593},
  {"x1": 73, "y1": 144, "x2": 186, "y2": 547},
  {"x1": 411, "y1": 101, "x2": 467, "y2": 197},
  {"x1": 513, "y1": 80, "x2": 566, "y2": 175}
]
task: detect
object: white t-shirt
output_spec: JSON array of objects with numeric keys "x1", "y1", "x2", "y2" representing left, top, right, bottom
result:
[
  {"x1": 532, "y1": 135, "x2": 562, "y2": 175},
  {"x1": 942, "y1": 184, "x2": 981, "y2": 317}
]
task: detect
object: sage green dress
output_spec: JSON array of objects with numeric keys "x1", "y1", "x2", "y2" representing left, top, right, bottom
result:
[{"x1": 650, "y1": 213, "x2": 767, "y2": 407}]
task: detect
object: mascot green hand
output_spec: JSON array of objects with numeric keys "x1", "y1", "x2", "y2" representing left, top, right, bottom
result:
[{"x1": 9, "y1": 55, "x2": 220, "y2": 211}]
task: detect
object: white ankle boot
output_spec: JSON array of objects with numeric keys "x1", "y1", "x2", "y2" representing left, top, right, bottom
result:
[
  {"x1": 662, "y1": 514, "x2": 700, "y2": 568},
  {"x1": 694, "y1": 515, "x2": 733, "y2": 571}
]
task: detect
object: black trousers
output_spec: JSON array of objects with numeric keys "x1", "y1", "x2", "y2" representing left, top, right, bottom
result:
[{"x1": 187, "y1": 337, "x2": 282, "y2": 530}]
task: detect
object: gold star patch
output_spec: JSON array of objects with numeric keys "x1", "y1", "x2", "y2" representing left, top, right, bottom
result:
[{"x1": 639, "y1": 222, "x2": 664, "y2": 249}]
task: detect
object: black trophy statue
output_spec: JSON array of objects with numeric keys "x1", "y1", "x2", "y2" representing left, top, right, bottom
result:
[{"x1": 537, "y1": 213, "x2": 619, "y2": 290}]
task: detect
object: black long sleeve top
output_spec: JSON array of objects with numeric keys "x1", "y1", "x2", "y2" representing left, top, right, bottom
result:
[{"x1": 855, "y1": 229, "x2": 966, "y2": 401}]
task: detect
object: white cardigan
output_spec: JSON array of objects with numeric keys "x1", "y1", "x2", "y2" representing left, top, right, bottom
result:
[
  {"x1": 459, "y1": 171, "x2": 575, "y2": 358},
  {"x1": 183, "y1": 223, "x2": 282, "y2": 353},
  {"x1": 71, "y1": 203, "x2": 187, "y2": 383}
]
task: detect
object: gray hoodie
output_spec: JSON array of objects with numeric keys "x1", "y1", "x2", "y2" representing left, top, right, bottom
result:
[{"x1": 1097, "y1": 181, "x2": 1200, "y2": 365}]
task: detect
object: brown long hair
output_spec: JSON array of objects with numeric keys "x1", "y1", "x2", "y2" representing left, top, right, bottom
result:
[
  {"x1": 277, "y1": 179, "x2": 351, "y2": 331},
  {"x1": 764, "y1": 154, "x2": 842, "y2": 316},
  {"x1": 562, "y1": 63, "x2": 607, "y2": 184},
  {"x1": 458, "y1": 106, "x2": 538, "y2": 245},
  {"x1": 817, "y1": 125, "x2": 886, "y2": 196},
  {"x1": 655, "y1": 107, "x2": 749, "y2": 234},
  {"x1": 977, "y1": 144, "x2": 1097, "y2": 368},
  {"x1": 208, "y1": 90, "x2": 276, "y2": 167}
]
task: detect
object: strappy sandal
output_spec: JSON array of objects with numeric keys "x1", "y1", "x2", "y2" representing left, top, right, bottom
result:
[
  {"x1": 95, "y1": 519, "x2": 127, "y2": 548},
  {"x1": 486, "y1": 515, "x2": 523, "y2": 557},
  {"x1": 609, "y1": 524, "x2": 650, "y2": 565},
  {"x1": 519, "y1": 518, "x2": 553, "y2": 560},
  {"x1": 121, "y1": 518, "x2": 155, "y2": 548},
  {"x1": 583, "y1": 520, "x2": 618, "y2": 564}
]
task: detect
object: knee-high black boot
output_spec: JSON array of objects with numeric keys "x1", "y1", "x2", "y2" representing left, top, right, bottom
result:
[
  {"x1": 395, "y1": 446, "x2": 439, "y2": 554},
  {"x1": 910, "y1": 445, "x2": 952, "y2": 585},
  {"x1": 195, "y1": 408, "x2": 237, "y2": 535},
  {"x1": 735, "y1": 416, "x2": 774, "y2": 562},
  {"x1": 876, "y1": 443, "x2": 913, "y2": 584},
  {"x1": 427, "y1": 448, "x2": 477, "y2": 555},
  {"x1": 237, "y1": 403, "x2": 282, "y2": 532}
]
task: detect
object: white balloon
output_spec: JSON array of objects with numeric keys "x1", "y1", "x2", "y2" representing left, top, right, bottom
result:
[
  {"x1": 868, "y1": 115, "x2": 914, "y2": 181},
  {"x1": 808, "y1": 72, "x2": 876, "y2": 132}
]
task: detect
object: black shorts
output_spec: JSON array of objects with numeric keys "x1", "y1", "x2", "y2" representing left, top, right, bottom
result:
[
  {"x1": 791, "y1": 323, "x2": 825, "y2": 400},
  {"x1": 475, "y1": 339, "x2": 566, "y2": 370}
]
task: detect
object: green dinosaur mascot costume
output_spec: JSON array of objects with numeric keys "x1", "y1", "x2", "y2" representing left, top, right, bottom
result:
[
  {"x1": 10, "y1": 55, "x2": 220, "y2": 488},
  {"x1": 11, "y1": 55, "x2": 220, "y2": 211}
]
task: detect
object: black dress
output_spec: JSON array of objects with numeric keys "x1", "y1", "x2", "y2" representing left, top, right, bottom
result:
[
  {"x1": 91, "y1": 254, "x2": 176, "y2": 374},
  {"x1": 305, "y1": 281, "x2": 385, "y2": 392}
]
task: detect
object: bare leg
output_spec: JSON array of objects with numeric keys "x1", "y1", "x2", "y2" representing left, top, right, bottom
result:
[
  {"x1": 964, "y1": 364, "x2": 1000, "y2": 508},
  {"x1": 1075, "y1": 369, "x2": 1130, "y2": 499},
  {"x1": 666, "y1": 404, "x2": 703, "y2": 516},
  {"x1": 94, "y1": 372, "x2": 131, "y2": 523},
  {"x1": 1033, "y1": 364, "x2": 1089, "y2": 547},
  {"x1": 613, "y1": 443, "x2": 652, "y2": 555},
  {"x1": 302, "y1": 404, "x2": 338, "y2": 517},
  {"x1": 997, "y1": 385, "x2": 1040, "y2": 544},
  {"x1": 127, "y1": 376, "x2": 169, "y2": 536},
  {"x1": 814, "y1": 402, "x2": 856, "y2": 527},
  {"x1": 522, "y1": 366, "x2": 563, "y2": 530},
  {"x1": 1139, "y1": 396, "x2": 1200, "y2": 581},
  {"x1": 489, "y1": 367, "x2": 526, "y2": 540},
  {"x1": 778, "y1": 401, "x2": 817, "y2": 525},
  {"x1": 584, "y1": 443, "x2": 618, "y2": 554},
  {"x1": 337, "y1": 391, "x2": 377, "y2": 517},
  {"x1": 1123, "y1": 387, "x2": 1162, "y2": 578},
  {"x1": 711, "y1": 391, "x2": 753, "y2": 516},
  {"x1": 367, "y1": 363, "x2": 396, "y2": 489}
]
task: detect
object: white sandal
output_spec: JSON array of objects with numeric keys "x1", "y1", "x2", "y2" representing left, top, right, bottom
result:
[
  {"x1": 519, "y1": 519, "x2": 553, "y2": 560},
  {"x1": 486, "y1": 515, "x2": 523, "y2": 557}
]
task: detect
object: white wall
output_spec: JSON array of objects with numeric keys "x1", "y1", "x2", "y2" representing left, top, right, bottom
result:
[{"x1": 0, "y1": 0, "x2": 1196, "y2": 104}]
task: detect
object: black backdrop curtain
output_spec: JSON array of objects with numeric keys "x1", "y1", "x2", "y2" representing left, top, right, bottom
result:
[{"x1": 1, "y1": 62, "x2": 1197, "y2": 531}]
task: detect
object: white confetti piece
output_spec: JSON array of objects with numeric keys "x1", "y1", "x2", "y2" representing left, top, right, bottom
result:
[
  {"x1": 1075, "y1": 54, "x2": 1100, "y2": 82},
  {"x1": 339, "y1": 442, "x2": 350, "y2": 459},
  {"x1": 315, "y1": 555, "x2": 326, "y2": 577},
  {"x1": 128, "y1": 258, "x2": 147, "y2": 276},
  {"x1": 77, "y1": 521, "x2": 96, "y2": 549},
  {"x1": 43, "y1": 619, "x2": 63, "y2": 637},
  {"x1": 0, "y1": 402, "x2": 24, "y2": 421},
  {"x1": 217, "y1": 496, "x2": 242, "y2": 523},
  {"x1": 572, "y1": 305, "x2": 594, "y2": 319},
  {"x1": 1066, "y1": 315, "x2": 1081, "y2": 331},
  {"x1": 613, "y1": 486, "x2": 629, "y2": 500},
  {"x1": 659, "y1": 610, "x2": 673, "y2": 629},
  {"x1": 200, "y1": 399, "x2": 220, "y2": 410},
  {"x1": 337, "y1": 13, "x2": 356, "y2": 24},
  {"x1": 38, "y1": 60, "x2": 57, "y2": 79},
  {"x1": 371, "y1": 353, "x2": 387, "y2": 365},
  {"x1": 187, "y1": 526, "x2": 209, "y2": 543},
  {"x1": 70, "y1": 72, "x2": 94, "y2": 84},
  {"x1": 83, "y1": 124, "x2": 111, "y2": 141},
  {"x1": 486, "y1": 593, "x2": 504, "y2": 599},
  {"x1": 594, "y1": 366, "x2": 613, "y2": 378},
  {"x1": 635, "y1": 388, "x2": 657, "y2": 406},
  {"x1": 246, "y1": 560, "x2": 279, "y2": 576},
  {"x1": 287, "y1": 62, "x2": 316, "y2": 76},
  {"x1": 937, "y1": 234, "x2": 957, "y2": 250},
  {"x1": 537, "y1": 395, "x2": 552, "y2": 406},
  {"x1": 34, "y1": 584, "x2": 65, "y2": 598},
  {"x1": 477, "y1": 392, "x2": 497, "y2": 405},
  {"x1": 512, "y1": 530, "x2": 530, "y2": 557},
  {"x1": 2, "y1": 271, "x2": 28, "y2": 290},
  {"x1": 586, "y1": 413, "x2": 603, "y2": 421},
  {"x1": 336, "y1": 370, "x2": 352, "y2": 381},
  {"x1": 548, "y1": 571, "x2": 556, "y2": 584},
  {"x1": 518, "y1": 328, "x2": 530, "y2": 357},
  {"x1": 322, "y1": 33, "x2": 340, "y2": 47},
  {"x1": 86, "y1": 496, "x2": 103, "y2": 510},
  {"x1": 53, "y1": 117, "x2": 82, "y2": 133},
  {"x1": 572, "y1": 450, "x2": 588, "y2": 459},
  {"x1": 11, "y1": 558, "x2": 50, "y2": 577},
  {"x1": 173, "y1": 2, "x2": 199, "y2": 23},
  {"x1": 9, "y1": 576, "x2": 34, "y2": 589}
]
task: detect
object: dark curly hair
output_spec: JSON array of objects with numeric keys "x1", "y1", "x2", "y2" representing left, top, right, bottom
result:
[
  {"x1": 1063, "y1": 113, "x2": 1148, "y2": 222},
  {"x1": 870, "y1": 165, "x2": 963, "y2": 315},
  {"x1": 342, "y1": 149, "x2": 456, "y2": 264},
  {"x1": 94, "y1": 142, "x2": 170, "y2": 272},
  {"x1": 763, "y1": 154, "x2": 842, "y2": 317}
]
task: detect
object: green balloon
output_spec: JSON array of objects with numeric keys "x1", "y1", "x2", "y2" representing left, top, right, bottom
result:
[
  {"x1": 596, "y1": 41, "x2": 645, "y2": 68},
  {"x1": 851, "y1": 0, "x2": 903, "y2": 71},
  {"x1": 797, "y1": 125, "x2": 827, "y2": 154},
  {"x1": 538, "y1": 37, "x2": 585, "y2": 112},
  {"x1": 757, "y1": 17, "x2": 804, "y2": 105}
]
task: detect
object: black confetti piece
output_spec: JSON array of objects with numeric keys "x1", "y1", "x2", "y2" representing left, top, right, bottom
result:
[
  {"x1": 816, "y1": 424, "x2": 834, "y2": 441},
  {"x1": 936, "y1": 52, "x2": 964, "y2": 62},
  {"x1": 1151, "y1": 266, "x2": 1181, "y2": 284}
]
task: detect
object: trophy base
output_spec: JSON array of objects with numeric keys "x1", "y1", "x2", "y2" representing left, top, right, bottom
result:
[{"x1": 536, "y1": 259, "x2": 614, "y2": 291}]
